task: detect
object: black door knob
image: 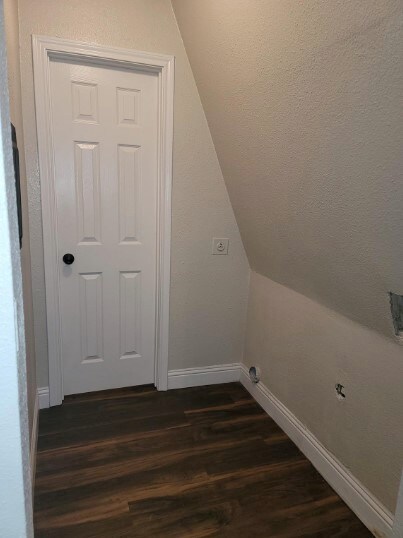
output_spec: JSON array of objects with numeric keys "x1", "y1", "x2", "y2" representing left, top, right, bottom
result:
[{"x1": 63, "y1": 253, "x2": 75, "y2": 265}]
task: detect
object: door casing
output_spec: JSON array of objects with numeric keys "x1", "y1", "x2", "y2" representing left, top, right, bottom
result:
[{"x1": 33, "y1": 35, "x2": 174, "y2": 405}]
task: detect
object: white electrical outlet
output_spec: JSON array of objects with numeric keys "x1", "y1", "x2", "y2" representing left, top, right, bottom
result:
[{"x1": 212, "y1": 237, "x2": 229, "y2": 255}]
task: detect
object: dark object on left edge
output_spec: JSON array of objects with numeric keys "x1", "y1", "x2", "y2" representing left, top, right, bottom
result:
[{"x1": 11, "y1": 123, "x2": 23, "y2": 248}]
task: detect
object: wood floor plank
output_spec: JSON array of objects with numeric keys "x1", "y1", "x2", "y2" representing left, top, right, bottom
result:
[{"x1": 34, "y1": 383, "x2": 372, "y2": 537}]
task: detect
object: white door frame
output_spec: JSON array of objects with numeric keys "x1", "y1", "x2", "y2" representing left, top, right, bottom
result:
[{"x1": 32, "y1": 35, "x2": 174, "y2": 406}]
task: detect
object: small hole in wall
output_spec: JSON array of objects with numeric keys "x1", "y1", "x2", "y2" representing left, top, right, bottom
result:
[
  {"x1": 389, "y1": 292, "x2": 403, "y2": 336},
  {"x1": 335, "y1": 383, "x2": 346, "y2": 399}
]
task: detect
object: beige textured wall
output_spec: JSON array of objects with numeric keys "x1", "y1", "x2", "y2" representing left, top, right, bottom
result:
[
  {"x1": 245, "y1": 272, "x2": 403, "y2": 512},
  {"x1": 172, "y1": 0, "x2": 403, "y2": 338},
  {"x1": 18, "y1": 0, "x2": 250, "y2": 387},
  {"x1": 172, "y1": 0, "x2": 403, "y2": 513},
  {"x1": 3, "y1": 0, "x2": 37, "y2": 440},
  {"x1": 0, "y1": 3, "x2": 32, "y2": 531}
]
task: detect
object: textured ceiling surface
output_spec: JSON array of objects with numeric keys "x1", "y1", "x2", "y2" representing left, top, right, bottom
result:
[{"x1": 172, "y1": 0, "x2": 403, "y2": 337}]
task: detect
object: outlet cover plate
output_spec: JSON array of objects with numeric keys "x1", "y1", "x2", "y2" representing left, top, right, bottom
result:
[{"x1": 212, "y1": 237, "x2": 229, "y2": 255}]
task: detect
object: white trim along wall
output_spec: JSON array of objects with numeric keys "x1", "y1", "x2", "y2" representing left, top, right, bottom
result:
[
  {"x1": 30, "y1": 393, "x2": 39, "y2": 494},
  {"x1": 32, "y1": 36, "x2": 174, "y2": 405}
]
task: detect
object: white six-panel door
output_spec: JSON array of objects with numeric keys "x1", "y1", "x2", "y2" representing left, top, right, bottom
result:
[{"x1": 49, "y1": 58, "x2": 159, "y2": 395}]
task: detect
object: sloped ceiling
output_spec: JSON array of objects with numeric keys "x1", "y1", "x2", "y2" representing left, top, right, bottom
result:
[{"x1": 172, "y1": 0, "x2": 403, "y2": 337}]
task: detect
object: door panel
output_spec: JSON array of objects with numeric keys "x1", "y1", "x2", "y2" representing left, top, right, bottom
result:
[
  {"x1": 118, "y1": 144, "x2": 141, "y2": 243},
  {"x1": 49, "y1": 59, "x2": 158, "y2": 395},
  {"x1": 74, "y1": 142, "x2": 101, "y2": 244},
  {"x1": 119, "y1": 271, "x2": 141, "y2": 360},
  {"x1": 79, "y1": 272, "x2": 103, "y2": 363}
]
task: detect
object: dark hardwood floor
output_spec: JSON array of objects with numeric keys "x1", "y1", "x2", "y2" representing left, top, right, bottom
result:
[{"x1": 34, "y1": 383, "x2": 372, "y2": 537}]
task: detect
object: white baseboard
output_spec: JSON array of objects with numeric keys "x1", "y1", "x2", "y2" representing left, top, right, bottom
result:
[
  {"x1": 167, "y1": 363, "x2": 241, "y2": 390},
  {"x1": 30, "y1": 392, "x2": 39, "y2": 495},
  {"x1": 239, "y1": 364, "x2": 393, "y2": 538},
  {"x1": 37, "y1": 364, "x2": 241, "y2": 399},
  {"x1": 38, "y1": 386, "x2": 50, "y2": 409}
]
